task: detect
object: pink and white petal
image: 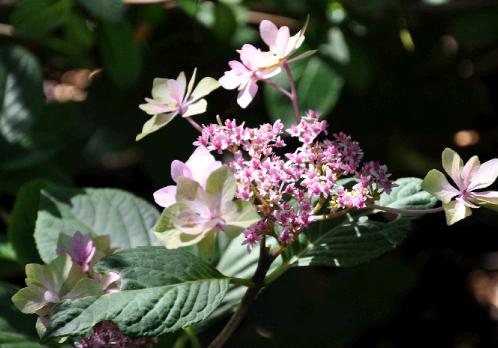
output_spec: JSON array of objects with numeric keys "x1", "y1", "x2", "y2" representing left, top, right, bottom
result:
[
  {"x1": 138, "y1": 99, "x2": 170, "y2": 115},
  {"x1": 442, "y1": 148, "x2": 464, "y2": 189},
  {"x1": 219, "y1": 72, "x2": 242, "y2": 90},
  {"x1": 260, "y1": 20, "x2": 279, "y2": 48},
  {"x1": 183, "y1": 99, "x2": 207, "y2": 117},
  {"x1": 468, "y1": 158, "x2": 498, "y2": 191},
  {"x1": 228, "y1": 60, "x2": 249, "y2": 73},
  {"x1": 421, "y1": 169, "x2": 460, "y2": 203},
  {"x1": 443, "y1": 200, "x2": 472, "y2": 225},
  {"x1": 135, "y1": 112, "x2": 177, "y2": 141},
  {"x1": 151, "y1": 78, "x2": 175, "y2": 104},
  {"x1": 176, "y1": 71, "x2": 187, "y2": 101},
  {"x1": 471, "y1": 190, "x2": 498, "y2": 211},
  {"x1": 185, "y1": 146, "x2": 219, "y2": 184},
  {"x1": 190, "y1": 77, "x2": 220, "y2": 101},
  {"x1": 462, "y1": 155, "x2": 480, "y2": 188},
  {"x1": 275, "y1": 26, "x2": 291, "y2": 57},
  {"x1": 171, "y1": 160, "x2": 191, "y2": 183},
  {"x1": 167, "y1": 79, "x2": 185, "y2": 105},
  {"x1": 153, "y1": 186, "x2": 177, "y2": 207},
  {"x1": 185, "y1": 68, "x2": 197, "y2": 101},
  {"x1": 237, "y1": 79, "x2": 258, "y2": 109},
  {"x1": 239, "y1": 44, "x2": 259, "y2": 69},
  {"x1": 195, "y1": 160, "x2": 223, "y2": 188}
]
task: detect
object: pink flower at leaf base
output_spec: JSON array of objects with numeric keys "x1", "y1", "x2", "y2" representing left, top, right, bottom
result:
[
  {"x1": 219, "y1": 44, "x2": 281, "y2": 108},
  {"x1": 154, "y1": 146, "x2": 222, "y2": 208},
  {"x1": 137, "y1": 68, "x2": 219, "y2": 140},
  {"x1": 422, "y1": 148, "x2": 498, "y2": 225}
]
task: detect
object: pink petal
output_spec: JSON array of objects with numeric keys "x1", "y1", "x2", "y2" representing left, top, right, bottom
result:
[
  {"x1": 237, "y1": 79, "x2": 258, "y2": 109},
  {"x1": 185, "y1": 146, "x2": 222, "y2": 187},
  {"x1": 171, "y1": 160, "x2": 191, "y2": 183},
  {"x1": 442, "y1": 148, "x2": 464, "y2": 189},
  {"x1": 239, "y1": 44, "x2": 259, "y2": 69},
  {"x1": 468, "y1": 158, "x2": 498, "y2": 191},
  {"x1": 219, "y1": 72, "x2": 241, "y2": 90},
  {"x1": 275, "y1": 26, "x2": 290, "y2": 57},
  {"x1": 462, "y1": 155, "x2": 480, "y2": 188},
  {"x1": 153, "y1": 186, "x2": 177, "y2": 207},
  {"x1": 471, "y1": 190, "x2": 498, "y2": 205},
  {"x1": 259, "y1": 20, "x2": 278, "y2": 48}
]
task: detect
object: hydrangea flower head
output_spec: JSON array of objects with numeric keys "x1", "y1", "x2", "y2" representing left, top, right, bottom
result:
[
  {"x1": 422, "y1": 148, "x2": 498, "y2": 225},
  {"x1": 137, "y1": 69, "x2": 219, "y2": 140},
  {"x1": 154, "y1": 146, "x2": 222, "y2": 208}
]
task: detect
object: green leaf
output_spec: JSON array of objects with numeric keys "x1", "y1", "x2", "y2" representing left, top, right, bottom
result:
[
  {"x1": 10, "y1": 0, "x2": 72, "y2": 38},
  {"x1": 0, "y1": 237, "x2": 16, "y2": 262},
  {"x1": 377, "y1": 177, "x2": 438, "y2": 210},
  {"x1": 34, "y1": 186, "x2": 161, "y2": 263},
  {"x1": 294, "y1": 215, "x2": 411, "y2": 268},
  {"x1": 8, "y1": 180, "x2": 55, "y2": 264},
  {"x1": 0, "y1": 45, "x2": 43, "y2": 150},
  {"x1": 43, "y1": 247, "x2": 230, "y2": 340},
  {"x1": 0, "y1": 331, "x2": 48, "y2": 347},
  {"x1": 0, "y1": 281, "x2": 37, "y2": 336},
  {"x1": 264, "y1": 56, "x2": 343, "y2": 126},
  {"x1": 77, "y1": 0, "x2": 124, "y2": 22},
  {"x1": 96, "y1": 20, "x2": 142, "y2": 89}
]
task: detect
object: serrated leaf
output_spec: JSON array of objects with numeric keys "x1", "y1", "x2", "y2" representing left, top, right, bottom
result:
[
  {"x1": 96, "y1": 20, "x2": 142, "y2": 89},
  {"x1": 264, "y1": 56, "x2": 343, "y2": 126},
  {"x1": 34, "y1": 186, "x2": 160, "y2": 263},
  {"x1": 43, "y1": 247, "x2": 230, "y2": 340},
  {"x1": 10, "y1": 0, "x2": 71, "y2": 38},
  {"x1": 0, "y1": 45, "x2": 43, "y2": 149},
  {"x1": 377, "y1": 177, "x2": 438, "y2": 210},
  {"x1": 77, "y1": 0, "x2": 124, "y2": 22},
  {"x1": 294, "y1": 216, "x2": 411, "y2": 268}
]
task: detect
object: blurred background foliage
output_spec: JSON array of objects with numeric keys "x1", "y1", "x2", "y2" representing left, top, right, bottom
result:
[{"x1": 1, "y1": 0, "x2": 498, "y2": 347}]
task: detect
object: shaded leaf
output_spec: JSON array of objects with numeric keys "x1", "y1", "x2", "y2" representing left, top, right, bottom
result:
[
  {"x1": 10, "y1": 0, "x2": 71, "y2": 38},
  {"x1": 77, "y1": 0, "x2": 124, "y2": 22},
  {"x1": 43, "y1": 247, "x2": 230, "y2": 340},
  {"x1": 34, "y1": 186, "x2": 160, "y2": 263}
]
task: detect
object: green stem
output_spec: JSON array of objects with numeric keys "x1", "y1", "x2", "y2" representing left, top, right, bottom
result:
[
  {"x1": 230, "y1": 277, "x2": 254, "y2": 287},
  {"x1": 184, "y1": 327, "x2": 202, "y2": 348},
  {"x1": 367, "y1": 203, "x2": 444, "y2": 215}
]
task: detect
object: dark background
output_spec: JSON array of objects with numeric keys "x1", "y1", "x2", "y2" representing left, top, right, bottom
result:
[{"x1": 1, "y1": 0, "x2": 498, "y2": 347}]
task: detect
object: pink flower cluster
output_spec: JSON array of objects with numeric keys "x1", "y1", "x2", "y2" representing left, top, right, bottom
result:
[
  {"x1": 75, "y1": 321, "x2": 157, "y2": 348},
  {"x1": 195, "y1": 111, "x2": 394, "y2": 248}
]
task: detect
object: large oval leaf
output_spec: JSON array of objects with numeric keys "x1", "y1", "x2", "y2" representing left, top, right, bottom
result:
[
  {"x1": 377, "y1": 177, "x2": 438, "y2": 210},
  {"x1": 10, "y1": 0, "x2": 71, "y2": 38},
  {"x1": 34, "y1": 186, "x2": 160, "y2": 263},
  {"x1": 43, "y1": 247, "x2": 230, "y2": 340},
  {"x1": 294, "y1": 215, "x2": 411, "y2": 268}
]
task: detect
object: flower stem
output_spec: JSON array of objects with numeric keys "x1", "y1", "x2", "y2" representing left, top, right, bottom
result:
[
  {"x1": 208, "y1": 236, "x2": 275, "y2": 348},
  {"x1": 230, "y1": 277, "x2": 254, "y2": 287},
  {"x1": 262, "y1": 78, "x2": 292, "y2": 99},
  {"x1": 283, "y1": 60, "x2": 301, "y2": 122},
  {"x1": 367, "y1": 203, "x2": 444, "y2": 215},
  {"x1": 185, "y1": 117, "x2": 203, "y2": 132}
]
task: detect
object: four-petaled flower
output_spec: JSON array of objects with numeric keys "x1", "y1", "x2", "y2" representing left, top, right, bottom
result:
[
  {"x1": 137, "y1": 69, "x2": 219, "y2": 140},
  {"x1": 422, "y1": 148, "x2": 498, "y2": 225},
  {"x1": 259, "y1": 19, "x2": 306, "y2": 62},
  {"x1": 154, "y1": 166, "x2": 260, "y2": 257},
  {"x1": 154, "y1": 146, "x2": 222, "y2": 208},
  {"x1": 219, "y1": 44, "x2": 281, "y2": 108}
]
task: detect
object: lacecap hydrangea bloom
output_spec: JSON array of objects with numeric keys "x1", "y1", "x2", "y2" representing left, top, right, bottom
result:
[{"x1": 422, "y1": 148, "x2": 498, "y2": 225}]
